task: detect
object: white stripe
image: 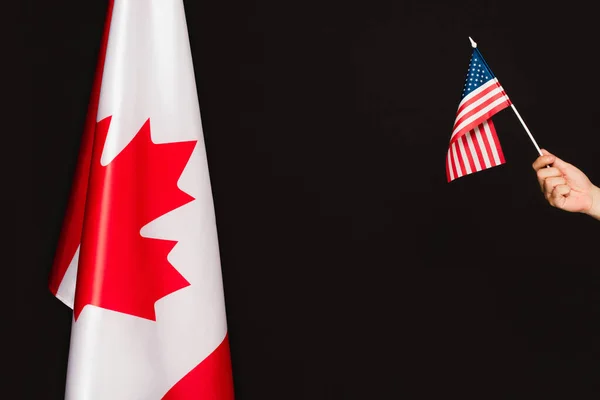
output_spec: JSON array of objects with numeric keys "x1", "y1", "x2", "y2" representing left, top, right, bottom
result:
[
  {"x1": 465, "y1": 131, "x2": 482, "y2": 172},
  {"x1": 474, "y1": 126, "x2": 492, "y2": 169},
  {"x1": 451, "y1": 142, "x2": 463, "y2": 178},
  {"x1": 457, "y1": 137, "x2": 472, "y2": 175},
  {"x1": 482, "y1": 120, "x2": 501, "y2": 165},
  {"x1": 451, "y1": 94, "x2": 509, "y2": 139}
]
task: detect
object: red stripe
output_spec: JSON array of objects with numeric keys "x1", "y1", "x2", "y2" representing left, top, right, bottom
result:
[
  {"x1": 456, "y1": 80, "x2": 507, "y2": 116},
  {"x1": 449, "y1": 146, "x2": 459, "y2": 181},
  {"x1": 162, "y1": 334, "x2": 235, "y2": 400},
  {"x1": 49, "y1": 0, "x2": 114, "y2": 295},
  {"x1": 446, "y1": 121, "x2": 506, "y2": 182},
  {"x1": 446, "y1": 151, "x2": 451, "y2": 182},
  {"x1": 487, "y1": 120, "x2": 505, "y2": 163},
  {"x1": 452, "y1": 95, "x2": 511, "y2": 138},
  {"x1": 450, "y1": 101, "x2": 510, "y2": 147},
  {"x1": 452, "y1": 90, "x2": 509, "y2": 132},
  {"x1": 461, "y1": 135, "x2": 477, "y2": 173},
  {"x1": 470, "y1": 127, "x2": 486, "y2": 170},
  {"x1": 455, "y1": 83, "x2": 504, "y2": 121},
  {"x1": 446, "y1": 149, "x2": 455, "y2": 182},
  {"x1": 479, "y1": 121, "x2": 497, "y2": 167},
  {"x1": 455, "y1": 142, "x2": 467, "y2": 178}
]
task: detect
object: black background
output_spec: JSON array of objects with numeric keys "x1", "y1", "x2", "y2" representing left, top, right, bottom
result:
[{"x1": 17, "y1": 0, "x2": 599, "y2": 398}]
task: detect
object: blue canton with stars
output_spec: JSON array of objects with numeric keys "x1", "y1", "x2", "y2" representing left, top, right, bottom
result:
[{"x1": 461, "y1": 48, "x2": 495, "y2": 100}]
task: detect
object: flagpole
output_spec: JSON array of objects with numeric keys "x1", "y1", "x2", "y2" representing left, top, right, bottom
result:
[
  {"x1": 469, "y1": 37, "x2": 543, "y2": 157},
  {"x1": 509, "y1": 104, "x2": 543, "y2": 156}
]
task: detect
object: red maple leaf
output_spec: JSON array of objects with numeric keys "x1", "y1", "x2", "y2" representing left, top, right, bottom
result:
[{"x1": 74, "y1": 116, "x2": 197, "y2": 321}]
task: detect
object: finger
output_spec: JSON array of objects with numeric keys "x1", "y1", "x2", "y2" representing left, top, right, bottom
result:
[
  {"x1": 536, "y1": 167, "x2": 563, "y2": 191},
  {"x1": 532, "y1": 153, "x2": 555, "y2": 171},
  {"x1": 536, "y1": 167, "x2": 562, "y2": 180},
  {"x1": 549, "y1": 184, "x2": 570, "y2": 208},
  {"x1": 543, "y1": 176, "x2": 567, "y2": 197}
]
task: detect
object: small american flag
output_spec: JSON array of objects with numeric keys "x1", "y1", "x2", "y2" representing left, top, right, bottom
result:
[{"x1": 446, "y1": 43, "x2": 512, "y2": 182}]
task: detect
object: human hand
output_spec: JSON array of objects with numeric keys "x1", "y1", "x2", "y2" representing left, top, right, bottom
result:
[{"x1": 532, "y1": 149, "x2": 599, "y2": 217}]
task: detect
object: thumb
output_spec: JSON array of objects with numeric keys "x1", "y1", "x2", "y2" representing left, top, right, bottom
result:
[{"x1": 540, "y1": 149, "x2": 569, "y2": 169}]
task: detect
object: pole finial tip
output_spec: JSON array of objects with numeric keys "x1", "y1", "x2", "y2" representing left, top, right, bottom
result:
[{"x1": 468, "y1": 36, "x2": 477, "y2": 48}]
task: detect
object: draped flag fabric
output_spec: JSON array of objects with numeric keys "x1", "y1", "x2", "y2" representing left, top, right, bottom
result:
[
  {"x1": 48, "y1": 1, "x2": 235, "y2": 398},
  {"x1": 446, "y1": 44, "x2": 512, "y2": 182}
]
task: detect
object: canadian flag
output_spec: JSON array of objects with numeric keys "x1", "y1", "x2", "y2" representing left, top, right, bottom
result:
[{"x1": 48, "y1": 1, "x2": 234, "y2": 398}]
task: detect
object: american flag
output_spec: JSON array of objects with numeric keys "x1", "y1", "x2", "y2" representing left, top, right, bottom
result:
[{"x1": 446, "y1": 45, "x2": 512, "y2": 182}]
